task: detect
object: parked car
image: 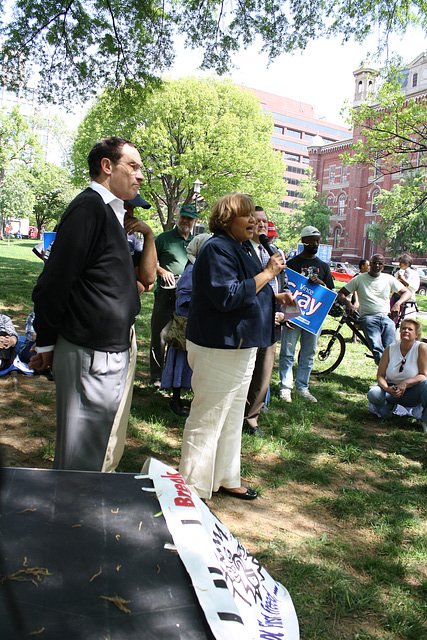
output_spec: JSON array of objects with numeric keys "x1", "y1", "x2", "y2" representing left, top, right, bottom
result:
[
  {"x1": 415, "y1": 267, "x2": 427, "y2": 295},
  {"x1": 331, "y1": 266, "x2": 358, "y2": 282}
]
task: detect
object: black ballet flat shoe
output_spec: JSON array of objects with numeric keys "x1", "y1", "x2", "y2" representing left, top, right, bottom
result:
[{"x1": 218, "y1": 486, "x2": 258, "y2": 500}]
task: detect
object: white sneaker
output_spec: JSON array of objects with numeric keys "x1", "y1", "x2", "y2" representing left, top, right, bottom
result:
[
  {"x1": 422, "y1": 422, "x2": 427, "y2": 434},
  {"x1": 296, "y1": 388, "x2": 318, "y2": 403},
  {"x1": 279, "y1": 388, "x2": 292, "y2": 403}
]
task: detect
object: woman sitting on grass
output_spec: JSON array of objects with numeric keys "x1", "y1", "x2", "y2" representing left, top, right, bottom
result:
[{"x1": 367, "y1": 318, "x2": 427, "y2": 433}]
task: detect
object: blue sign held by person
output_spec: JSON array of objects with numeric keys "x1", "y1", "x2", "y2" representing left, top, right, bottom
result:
[{"x1": 286, "y1": 268, "x2": 337, "y2": 335}]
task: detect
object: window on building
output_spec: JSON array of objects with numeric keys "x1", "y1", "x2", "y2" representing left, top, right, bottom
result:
[
  {"x1": 286, "y1": 166, "x2": 307, "y2": 175},
  {"x1": 326, "y1": 195, "x2": 334, "y2": 210},
  {"x1": 340, "y1": 165, "x2": 348, "y2": 183},
  {"x1": 329, "y1": 166, "x2": 335, "y2": 184},
  {"x1": 371, "y1": 191, "x2": 379, "y2": 214},
  {"x1": 338, "y1": 194, "x2": 346, "y2": 216},
  {"x1": 304, "y1": 133, "x2": 314, "y2": 142},
  {"x1": 284, "y1": 152, "x2": 300, "y2": 162},
  {"x1": 22, "y1": 87, "x2": 35, "y2": 102},
  {"x1": 374, "y1": 153, "x2": 382, "y2": 178},
  {"x1": 6, "y1": 87, "x2": 18, "y2": 103},
  {"x1": 274, "y1": 125, "x2": 284, "y2": 134},
  {"x1": 286, "y1": 128, "x2": 301, "y2": 139},
  {"x1": 287, "y1": 177, "x2": 300, "y2": 186},
  {"x1": 412, "y1": 73, "x2": 418, "y2": 88},
  {"x1": 302, "y1": 156, "x2": 310, "y2": 164},
  {"x1": 333, "y1": 227, "x2": 341, "y2": 248}
]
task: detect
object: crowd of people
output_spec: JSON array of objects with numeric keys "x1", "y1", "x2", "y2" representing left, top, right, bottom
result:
[{"x1": 3, "y1": 135, "x2": 426, "y2": 503}]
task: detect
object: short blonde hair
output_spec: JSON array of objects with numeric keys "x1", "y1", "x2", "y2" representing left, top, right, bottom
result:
[
  {"x1": 209, "y1": 193, "x2": 254, "y2": 233},
  {"x1": 401, "y1": 318, "x2": 423, "y2": 340}
]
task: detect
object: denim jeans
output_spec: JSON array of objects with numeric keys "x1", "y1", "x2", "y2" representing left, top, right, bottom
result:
[
  {"x1": 360, "y1": 314, "x2": 396, "y2": 365},
  {"x1": 367, "y1": 379, "x2": 427, "y2": 422},
  {"x1": 279, "y1": 324, "x2": 319, "y2": 391}
]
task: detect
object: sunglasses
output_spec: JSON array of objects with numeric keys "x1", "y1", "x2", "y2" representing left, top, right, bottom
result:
[{"x1": 399, "y1": 358, "x2": 406, "y2": 373}]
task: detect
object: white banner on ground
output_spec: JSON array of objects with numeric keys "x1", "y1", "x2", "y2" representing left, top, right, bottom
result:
[{"x1": 139, "y1": 458, "x2": 299, "y2": 640}]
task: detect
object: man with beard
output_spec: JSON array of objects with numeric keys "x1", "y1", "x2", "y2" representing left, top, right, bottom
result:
[
  {"x1": 279, "y1": 226, "x2": 334, "y2": 403},
  {"x1": 149, "y1": 204, "x2": 197, "y2": 385}
]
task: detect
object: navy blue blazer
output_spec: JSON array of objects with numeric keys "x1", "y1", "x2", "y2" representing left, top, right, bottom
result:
[{"x1": 186, "y1": 231, "x2": 276, "y2": 349}]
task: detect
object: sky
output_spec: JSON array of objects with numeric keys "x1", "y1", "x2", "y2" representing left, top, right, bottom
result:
[{"x1": 167, "y1": 27, "x2": 427, "y2": 127}]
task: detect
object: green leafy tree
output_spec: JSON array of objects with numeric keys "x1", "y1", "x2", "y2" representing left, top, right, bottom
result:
[
  {"x1": 292, "y1": 169, "x2": 333, "y2": 242},
  {"x1": 0, "y1": 105, "x2": 42, "y2": 177},
  {"x1": 0, "y1": 106, "x2": 43, "y2": 237},
  {"x1": 29, "y1": 162, "x2": 78, "y2": 236},
  {"x1": 2, "y1": 0, "x2": 427, "y2": 103},
  {"x1": 0, "y1": 166, "x2": 35, "y2": 220},
  {"x1": 71, "y1": 77, "x2": 286, "y2": 230},
  {"x1": 369, "y1": 172, "x2": 427, "y2": 256}
]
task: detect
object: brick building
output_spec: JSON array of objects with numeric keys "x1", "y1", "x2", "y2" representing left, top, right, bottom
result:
[
  {"x1": 309, "y1": 52, "x2": 427, "y2": 263},
  {"x1": 246, "y1": 87, "x2": 350, "y2": 210}
]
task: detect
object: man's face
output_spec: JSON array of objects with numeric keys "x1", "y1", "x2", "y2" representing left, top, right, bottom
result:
[
  {"x1": 369, "y1": 255, "x2": 384, "y2": 277},
  {"x1": 177, "y1": 215, "x2": 196, "y2": 236},
  {"x1": 302, "y1": 235, "x2": 320, "y2": 255},
  {"x1": 108, "y1": 144, "x2": 144, "y2": 201},
  {"x1": 252, "y1": 210, "x2": 268, "y2": 244}
]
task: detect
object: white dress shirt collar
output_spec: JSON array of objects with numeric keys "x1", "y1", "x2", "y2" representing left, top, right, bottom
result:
[{"x1": 89, "y1": 181, "x2": 125, "y2": 227}]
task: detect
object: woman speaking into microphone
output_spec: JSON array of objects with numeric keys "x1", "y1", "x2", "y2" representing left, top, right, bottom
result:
[{"x1": 179, "y1": 193, "x2": 294, "y2": 500}]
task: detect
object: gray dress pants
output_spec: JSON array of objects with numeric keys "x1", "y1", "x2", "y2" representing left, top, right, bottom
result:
[{"x1": 53, "y1": 335, "x2": 129, "y2": 471}]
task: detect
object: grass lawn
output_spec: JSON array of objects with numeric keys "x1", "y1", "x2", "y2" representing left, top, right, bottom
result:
[{"x1": 1, "y1": 239, "x2": 426, "y2": 640}]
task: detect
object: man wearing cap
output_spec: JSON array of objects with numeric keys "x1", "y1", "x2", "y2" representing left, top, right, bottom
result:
[
  {"x1": 279, "y1": 226, "x2": 334, "y2": 403},
  {"x1": 150, "y1": 204, "x2": 197, "y2": 385}
]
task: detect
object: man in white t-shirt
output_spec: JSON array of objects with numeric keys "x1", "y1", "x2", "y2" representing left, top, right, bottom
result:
[{"x1": 338, "y1": 254, "x2": 411, "y2": 364}]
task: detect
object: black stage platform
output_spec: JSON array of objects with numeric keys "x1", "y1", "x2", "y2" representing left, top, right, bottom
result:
[{"x1": 0, "y1": 467, "x2": 216, "y2": 640}]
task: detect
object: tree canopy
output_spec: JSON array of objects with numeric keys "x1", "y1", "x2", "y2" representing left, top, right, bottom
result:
[
  {"x1": 71, "y1": 77, "x2": 286, "y2": 230},
  {"x1": 0, "y1": 105, "x2": 42, "y2": 177},
  {"x1": 292, "y1": 169, "x2": 333, "y2": 242},
  {"x1": 29, "y1": 162, "x2": 78, "y2": 235},
  {"x1": 2, "y1": 0, "x2": 427, "y2": 103}
]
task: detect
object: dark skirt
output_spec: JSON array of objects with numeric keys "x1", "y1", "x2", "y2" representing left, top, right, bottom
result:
[{"x1": 161, "y1": 346, "x2": 192, "y2": 390}]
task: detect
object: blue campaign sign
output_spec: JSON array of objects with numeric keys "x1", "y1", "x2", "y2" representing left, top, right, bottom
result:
[
  {"x1": 286, "y1": 268, "x2": 337, "y2": 335},
  {"x1": 297, "y1": 243, "x2": 332, "y2": 263}
]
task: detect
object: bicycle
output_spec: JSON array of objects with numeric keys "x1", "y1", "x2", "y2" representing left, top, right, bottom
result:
[
  {"x1": 311, "y1": 301, "x2": 417, "y2": 375},
  {"x1": 311, "y1": 302, "x2": 375, "y2": 375}
]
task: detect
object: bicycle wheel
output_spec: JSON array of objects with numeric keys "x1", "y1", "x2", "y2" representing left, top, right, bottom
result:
[{"x1": 311, "y1": 330, "x2": 346, "y2": 375}]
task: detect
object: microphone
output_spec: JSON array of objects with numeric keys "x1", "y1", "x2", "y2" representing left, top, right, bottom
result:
[
  {"x1": 258, "y1": 233, "x2": 286, "y2": 273},
  {"x1": 259, "y1": 233, "x2": 276, "y2": 257}
]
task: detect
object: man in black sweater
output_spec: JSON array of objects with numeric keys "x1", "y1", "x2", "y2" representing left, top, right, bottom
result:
[{"x1": 31, "y1": 137, "x2": 157, "y2": 471}]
